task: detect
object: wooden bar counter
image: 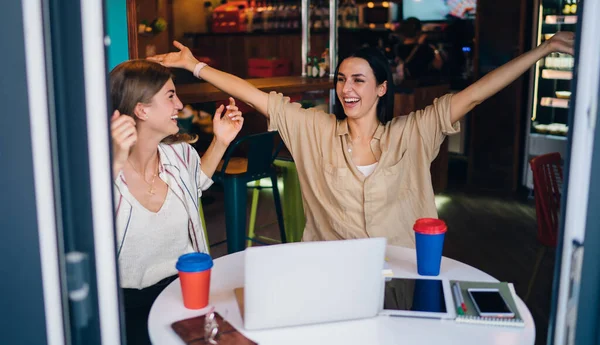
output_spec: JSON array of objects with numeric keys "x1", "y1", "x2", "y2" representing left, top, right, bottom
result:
[{"x1": 176, "y1": 76, "x2": 333, "y2": 104}]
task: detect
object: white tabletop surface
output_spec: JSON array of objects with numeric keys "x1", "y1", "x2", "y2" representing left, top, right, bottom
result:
[{"x1": 148, "y1": 245, "x2": 535, "y2": 345}]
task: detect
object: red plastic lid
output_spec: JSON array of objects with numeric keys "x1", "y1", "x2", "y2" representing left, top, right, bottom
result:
[{"x1": 413, "y1": 218, "x2": 447, "y2": 235}]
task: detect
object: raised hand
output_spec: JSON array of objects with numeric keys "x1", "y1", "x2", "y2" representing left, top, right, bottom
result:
[
  {"x1": 213, "y1": 97, "x2": 244, "y2": 146},
  {"x1": 147, "y1": 41, "x2": 199, "y2": 73},
  {"x1": 111, "y1": 110, "x2": 137, "y2": 177},
  {"x1": 546, "y1": 31, "x2": 575, "y2": 55}
]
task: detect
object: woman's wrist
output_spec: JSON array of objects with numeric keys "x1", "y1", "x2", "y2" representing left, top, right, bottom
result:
[
  {"x1": 539, "y1": 39, "x2": 554, "y2": 56},
  {"x1": 212, "y1": 136, "x2": 230, "y2": 150},
  {"x1": 185, "y1": 58, "x2": 200, "y2": 73},
  {"x1": 112, "y1": 163, "x2": 124, "y2": 181},
  {"x1": 193, "y1": 62, "x2": 208, "y2": 79}
]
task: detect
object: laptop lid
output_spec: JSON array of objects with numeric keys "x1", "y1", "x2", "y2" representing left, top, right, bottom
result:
[{"x1": 243, "y1": 238, "x2": 387, "y2": 330}]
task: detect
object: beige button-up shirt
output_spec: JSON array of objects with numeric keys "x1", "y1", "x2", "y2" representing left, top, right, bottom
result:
[{"x1": 268, "y1": 92, "x2": 459, "y2": 248}]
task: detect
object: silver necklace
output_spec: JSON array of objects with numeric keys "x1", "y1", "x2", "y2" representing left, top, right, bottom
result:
[{"x1": 347, "y1": 126, "x2": 378, "y2": 154}]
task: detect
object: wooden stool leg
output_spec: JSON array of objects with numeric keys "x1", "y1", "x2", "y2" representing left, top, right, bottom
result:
[{"x1": 525, "y1": 246, "x2": 547, "y2": 302}]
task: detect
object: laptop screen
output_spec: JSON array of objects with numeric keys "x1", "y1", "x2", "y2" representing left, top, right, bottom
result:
[{"x1": 383, "y1": 278, "x2": 447, "y2": 313}]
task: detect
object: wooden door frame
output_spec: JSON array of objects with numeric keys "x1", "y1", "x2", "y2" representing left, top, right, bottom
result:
[
  {"x1": 125, "y1": 0, "x2": 174, "y2": 59},
  {"x1": 126, "y1": 0, "x2": 138, "y2": 59}
]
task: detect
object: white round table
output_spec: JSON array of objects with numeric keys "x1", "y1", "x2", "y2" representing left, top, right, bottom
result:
[{"x1": 149, "y1": 245, "x2": 535, "y2": 345}]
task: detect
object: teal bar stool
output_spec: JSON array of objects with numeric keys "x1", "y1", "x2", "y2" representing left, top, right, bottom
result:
[{"x1": 213, "y1": 131, "x2": 286, "y2": 253}]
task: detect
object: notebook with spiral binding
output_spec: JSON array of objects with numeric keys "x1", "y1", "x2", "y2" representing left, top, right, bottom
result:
[{"x1": 450, "y1": 281, "x2": 525, "y2": 328}]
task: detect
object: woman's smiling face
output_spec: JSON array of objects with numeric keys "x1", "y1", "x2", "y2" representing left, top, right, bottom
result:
[{"x1": 336, "y1": 57, "x2": 386, "y2": 121}]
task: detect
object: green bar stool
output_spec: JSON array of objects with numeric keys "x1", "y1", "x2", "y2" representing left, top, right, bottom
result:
[
  {"x1": 273, "y1": 158, "x2": 305, "y2": 242},
  {"x1": 245, "y1": 158, "x2": 305, "y2": 245},
  {"x1": 246, "y1": 179, "x2": 281, "y2": 247}
]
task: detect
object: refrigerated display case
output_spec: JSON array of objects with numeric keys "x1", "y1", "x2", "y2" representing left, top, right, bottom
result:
[{"x1": 522, "y1": 0, "x2": 578, "y2": 189}]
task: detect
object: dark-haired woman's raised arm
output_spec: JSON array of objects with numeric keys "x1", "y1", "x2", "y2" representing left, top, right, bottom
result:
[
  {"x1": 149, "y1": 41, "x2": 271, "y2": 118},
  {"x1": 450, "y1": 31, "x2": 574, "y2": 124}
]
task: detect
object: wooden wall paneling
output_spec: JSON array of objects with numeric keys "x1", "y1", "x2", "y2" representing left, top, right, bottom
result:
[
  {"x1": 242, "y1": 35, "x2": 255, "y2": 77},
  {"x1": 226, "y1": 36, "x2": 241, "y2": 77},
  {"x1": 188, "y1": 33, "x2": 330, "y2": 78},
  {"x1": 310, "y1": 32, "x2": 327, "y2": 60},
  {"x1": 166, "y1": 0, "x2": 175, "y2": 44},
  {"x1": 287, "y1": 36, "x2": 303, "y2": 75},
  {"x1": 467, "y1": 0, "x2": 528, "y2": 193}
]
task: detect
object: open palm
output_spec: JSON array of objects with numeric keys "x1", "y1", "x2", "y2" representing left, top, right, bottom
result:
[
  {"x1": 147, "y1": 41, "x2": 198, "y2": 72},
  {"x1": 213, "y1": 98, "x2": 244, "y2": 146}
]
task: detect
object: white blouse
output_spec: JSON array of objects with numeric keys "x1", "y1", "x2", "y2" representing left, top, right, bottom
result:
[
  {"x1": 114, "y1": 142, "x2": 213, "y2": 289},
  {"x1": 118, "y1": 188, "x2": 192, "y2": 289}
]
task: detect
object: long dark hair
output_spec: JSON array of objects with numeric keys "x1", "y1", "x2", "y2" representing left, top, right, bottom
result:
[
  {"x1": 333, "y1": 47, "x2": 394, "y2": 125},
  {"x1": 109, "y1": 60, "x2": 196, "y2": 144}
]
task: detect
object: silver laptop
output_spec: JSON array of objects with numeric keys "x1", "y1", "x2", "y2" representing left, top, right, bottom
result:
[{"x1": 243, "y1": 237, "x2": 387, "y2": 330}]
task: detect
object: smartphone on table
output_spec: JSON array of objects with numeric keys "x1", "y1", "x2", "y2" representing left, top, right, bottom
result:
[{"x1": 467, "y1": 288, "x2": 515, "y2": 318}]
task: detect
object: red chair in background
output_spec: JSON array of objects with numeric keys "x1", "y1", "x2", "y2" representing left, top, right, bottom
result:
[{"x1": 525, "y1": 152, "x2": 563, "y2": 302}]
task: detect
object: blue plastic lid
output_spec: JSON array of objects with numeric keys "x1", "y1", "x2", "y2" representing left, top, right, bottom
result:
[{"x1": 175, "y1": 253, "x2": 213, "y2": 272}]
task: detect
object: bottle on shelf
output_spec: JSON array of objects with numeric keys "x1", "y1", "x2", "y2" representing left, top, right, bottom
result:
[
  {"x1": 246, "y1": 0, "x2": 255, "y2": 32},
  {"x1": 273, "y1": 0, "x2": 284, "y2": 30},
  {"x1": 253, "y1": 0, "x2": 265, "y2": 32},
  {"x1": 286, "y1": 0, "x2": 295, "y2": 29},
  {"x1": 305, "y1": 56, "x2": 322, "y2": 78},
  {"x1": 263, "y1": 0, "x2": 273, "y2": 31},
  {"x1": 311, "y1": 1, "x2": 323, "y2": 30},
  {"x1": 290, "y1": 1, "x2": 300, "y2": 29},
  {"x1": 344, "y1": 0, "x2": 352, "y2": 28},
  {"x1": 318, "y1": 57, "x2": 327, "y2": 77},
  {"x1": 311, "y1": 56, "x2": 320, "y2": 77},
  {"x1": 271, "y1": 0, "x2": 279, "y2": 30},
  {"x1": 204, "y1": 1, "x2": 214, "y2": 33},
  {"x1": 322, "y1": 47, "x2": 330, "y2": 75},
  {"x1": 279, "y1": 0, "x2": 290, "y2": 30},
  {"x1": 306, "y1": 56, "x2": 313, "y2": 77},
  {"x1": 345, "y1": 0, "x2": 358, "y2": 29},
  {"x1": 338, "y1": 0, "x2": 347, "y2": 28},
  {"x1": 322, "y1": 0, "x2": 330, "y2": 29}
]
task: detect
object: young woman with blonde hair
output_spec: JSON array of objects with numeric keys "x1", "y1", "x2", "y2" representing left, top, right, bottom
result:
[{"x1": 109, "y1": 60, "x2": 243, "y2": 345}]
